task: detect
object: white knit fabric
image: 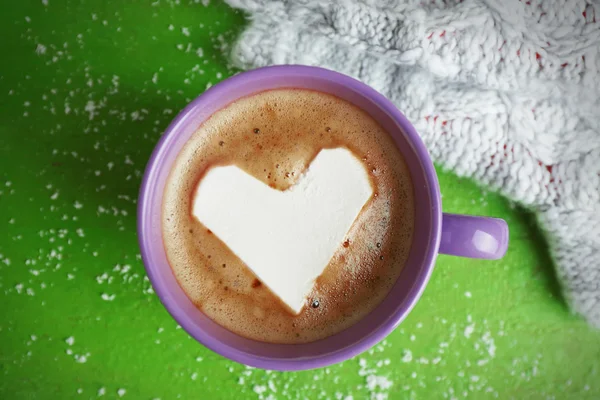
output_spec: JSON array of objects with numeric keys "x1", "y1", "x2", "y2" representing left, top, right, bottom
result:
[{"x1": 224, "y1": 0, "x2": 600, "y2": 327}]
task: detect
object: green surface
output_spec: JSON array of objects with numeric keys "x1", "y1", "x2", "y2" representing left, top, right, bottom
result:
[{"x1": 1, "y1": 1, "x2": 599, "y2": 399}]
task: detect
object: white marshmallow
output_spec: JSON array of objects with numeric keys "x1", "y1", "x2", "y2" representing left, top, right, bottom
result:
[{"x1": 192, "y1": 148, "x2": 373, "y2": 314}]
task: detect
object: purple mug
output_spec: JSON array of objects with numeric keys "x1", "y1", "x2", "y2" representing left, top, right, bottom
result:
[{"x1": 138, "y1": 65, "x2": 508, "y2": 371}]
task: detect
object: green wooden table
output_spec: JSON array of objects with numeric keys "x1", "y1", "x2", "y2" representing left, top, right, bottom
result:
[{"x1": 1, "y1": 1, "x2": 599, "y2": 399}]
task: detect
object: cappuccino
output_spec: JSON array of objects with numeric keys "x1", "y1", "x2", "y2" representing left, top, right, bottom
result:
[{"x1": 162, "y1": 89, "x2": 414, "y2": 344}]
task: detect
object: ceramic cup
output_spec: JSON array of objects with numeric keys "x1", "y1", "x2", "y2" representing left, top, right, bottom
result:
[{"x1": 138, "y1": 65, "x2": 509, "y2": 371}]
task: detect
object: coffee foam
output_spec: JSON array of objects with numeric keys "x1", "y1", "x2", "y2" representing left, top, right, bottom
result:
[{"x1": 162, "y1": 89, "x2": 414, "y2": 344}]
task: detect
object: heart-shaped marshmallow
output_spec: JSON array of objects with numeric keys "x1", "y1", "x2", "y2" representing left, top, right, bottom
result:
[{"x1": 192, "y1": 148, "x2": 373, "y2": 314}]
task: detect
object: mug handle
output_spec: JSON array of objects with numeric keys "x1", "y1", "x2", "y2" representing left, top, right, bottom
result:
[{"x1": 439, "y1": 213, "x2": 509, "y2": 259}]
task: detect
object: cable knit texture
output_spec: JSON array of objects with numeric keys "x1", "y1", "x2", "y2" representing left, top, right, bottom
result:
[{"x1": 224, "y1": 0, "x2": 600, "y2": 327}]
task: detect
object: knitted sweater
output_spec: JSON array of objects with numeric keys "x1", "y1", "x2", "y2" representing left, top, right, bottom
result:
[{"x1": 224, "y1": 0, "x2": 600, "y2": 328}]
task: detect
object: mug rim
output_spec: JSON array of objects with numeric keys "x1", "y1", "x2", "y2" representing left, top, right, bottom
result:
[{"x1": 137, "y1": 65, "x2": 442, "y2": 370}]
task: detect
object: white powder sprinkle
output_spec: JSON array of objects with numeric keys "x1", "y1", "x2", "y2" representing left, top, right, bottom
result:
[
  {"x1": 35, "y1": 44, "x2": 47, "y2": 54},
  {"x1": 401, "y1": 350, "x2": 412, "y2": 363},
  {"x1": 101, "y1": 293, "x2": 116, "y2": 301},
  {"x1": 464, "y1": 324, "x2": 475, "y2": 338},
  {"x1": 253, "y1": 385, "x2": 267, "y2": 395},
  {"x1": 98, "y1": 387, "x2": 106, "y2": 396},
  {"x1": 482, "y1": 331, "x2": 496, "y2": 357},
  {"x1": 366, "y1": 375, "x2": 393, "y2": 391},
  {"x1": 65, "y1": 336, "x2": 75, "y2": 346},
  {"x1": 117, "y1": 388, "x2": 126, "y2": 397},
  {"x1": 465, "y1": 291, "x2": 472, "y2": 298},
  {"x1": 84, "y1": 100, "x2": 98, "y2": 120},
  {"x1": 75, "y1": 354, "x2": 88, "y2": 363}
]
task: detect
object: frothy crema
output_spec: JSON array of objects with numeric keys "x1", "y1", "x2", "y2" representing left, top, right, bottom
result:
[{"x1": 162, "y1": 89, "x2": 414, "y2": 344}]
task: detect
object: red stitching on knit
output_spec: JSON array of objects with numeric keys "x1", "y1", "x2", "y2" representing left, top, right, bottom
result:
[{"x1": 537, "y1": 161, "x2": 553, "y2": 174}]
